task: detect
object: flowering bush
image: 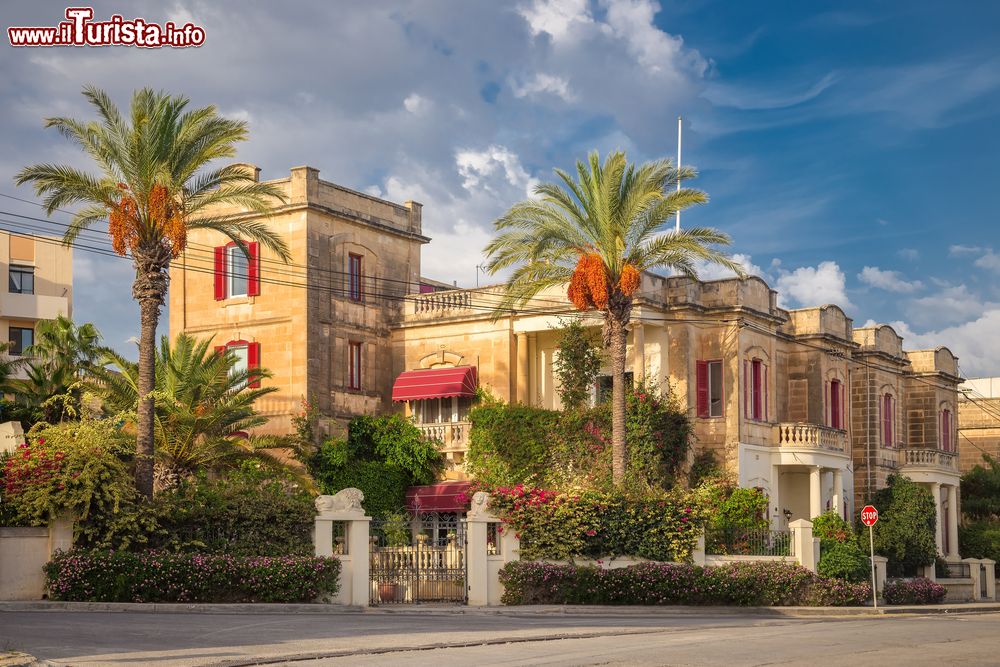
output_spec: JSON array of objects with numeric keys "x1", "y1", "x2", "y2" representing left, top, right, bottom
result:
[
  {"x1": 486, "y1": 485, "x2": 705, "y2": 562},
  {"x1": 2, "y1": 420, "x2": 138, "y2": 540},
  {"x1": 44, "y1": 549, "x2": 341, "y2": 603},
  {"x1": 499, "y1": 561, "x2": 871, "y2": 607},
  {"x1": 882, "y1": 577, "x2": 946, "y2": 605}
]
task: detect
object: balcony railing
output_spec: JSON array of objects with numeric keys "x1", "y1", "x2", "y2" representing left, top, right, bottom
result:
[
  {"x1": 774, "y1": 422, "x2": 847, "y2": 453},
  {"x1": 902, "y1": 448, "x2": 958, "y2": 471},
  {"x1": 416, "y1": 421, "x2": 471, "y2": 452}
]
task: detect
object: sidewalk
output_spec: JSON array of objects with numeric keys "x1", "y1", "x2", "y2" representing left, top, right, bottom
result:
[{"x1": 2, "y1": 600, "x2": 999, "y2": 617}]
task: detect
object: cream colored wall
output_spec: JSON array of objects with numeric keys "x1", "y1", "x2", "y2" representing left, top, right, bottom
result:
[{"x1": 0, "y1": 232, "x2": 73, "y2": 356}]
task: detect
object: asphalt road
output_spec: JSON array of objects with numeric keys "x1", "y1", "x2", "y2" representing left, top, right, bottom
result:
[{"x1": 3, "y1": 609, "x2": 999, "y2": 667}]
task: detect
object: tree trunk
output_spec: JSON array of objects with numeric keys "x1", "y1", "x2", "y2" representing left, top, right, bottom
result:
[
  {"x1": 608, "y1": 315, "x2": 628, "y2": 486},
  {"x1": 132, "y1": 246, "x2": 171, "y2": 499}
]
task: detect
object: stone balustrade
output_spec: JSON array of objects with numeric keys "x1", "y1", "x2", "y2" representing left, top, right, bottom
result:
[
  {"x1": 774, "y1": 422, "x2": 847, "y2": 452},
  {"x1": 903, "y1": 448, "x2": 958, "y2": 471},
  {"x1": 409, "y1": 291, "x2": 474, "y2": 316},
  {"x1": 417, "y1": 421, "x2": 471, "y2": 451}
]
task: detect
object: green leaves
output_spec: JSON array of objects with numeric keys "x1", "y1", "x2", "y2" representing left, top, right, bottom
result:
[{"x1": 870, "y1": 474, "x2": 938, "y2": 576}]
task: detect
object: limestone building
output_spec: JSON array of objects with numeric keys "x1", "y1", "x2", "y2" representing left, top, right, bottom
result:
[
  {"x1": 2, "y1": 232, "x2": 73, "y2": 371},
  {"x1": 168, "y1": 164, "x2": 428, "y2": 435},
  {"x1": 958, "y1": 377, "x2": 1000, "y2": 472}
]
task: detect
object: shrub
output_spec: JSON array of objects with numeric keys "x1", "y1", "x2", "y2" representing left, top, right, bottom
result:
[
  {"x1": 870, "y1": 474, "x2": 937, "y2": 576},
  {"x1": 468, "y1": 381, "x2": 691, "y2": 492},
  {"x1": 498, "y1": 561, "x2": 871, "y2": 607},
  {"x1": 960, "y1": 455, "x2": 1000, "y2": 521},
  {"x1": 959, "y1": 521, "x2": 1000, "y2": 575},
  {"x1": 552, "y1": 319, "x2": 602, "y2": 411},
  {"x1": 44, "y1": 549, "x2": 340, "y2": 603},
  {"x1": 2, "y1": 420, "x2": 139, "y2": 542},
  {"x1": 487, "y1": 486, "x2": 705, "y2": 562},
  {"x1": 882, "y1": 577, "x2": 946, "y2": 605},
  {"x1": 309, "y1": 415, "x2": 443, "y2": 518},
  {"x1": 818, "y1": 541, "x2": 870, "y2": 583}
]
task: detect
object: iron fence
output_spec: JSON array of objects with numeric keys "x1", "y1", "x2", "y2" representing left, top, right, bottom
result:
[
  {"x1": 936, "y1": 561, "x2": 971, "y2": 579},
  {"x1": 705, "y1": 527, "x2": 791, "y2": 557}
]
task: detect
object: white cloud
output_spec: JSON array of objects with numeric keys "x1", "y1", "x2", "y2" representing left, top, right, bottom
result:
[
  {"x1": 857, "y1": 266, "x2": 923, "y2": 293},
  {"x1": 600, "y1": 0, "x2": 707, "y2": 75},
  {"x1": 774, "y1": 261, "x2": 853, "y2": 310},
  {"x1": 872, "y1": 313, "x2": 1000, "y2": 377},
  {"x1": 518, "y1": 0, "x2": 592, "y2": 41},
  {"x1": 949, "y1": 244, "x2": 983, "y2": 256},
  {"x1": 455, "y1": 145, "x2": 539, "y2": 199},
  {"x1": 897, "y1": 248, "x2": 919, "y2": 261},
  {"x1": 973, "y1": 250, "x2": 1000, "y2": 273},
  {"x1": 403, "y1": 93, "x2": 432, "y2": 115},
  {"x1": 693, "y1": 252, "x2": 764, "y2": 281},
  {"x1": 905, "y1": 284, "x2": 992, "y2": 328},
  {"x1": 510, "y1": 73, "x2": 576, "y2": 101}
]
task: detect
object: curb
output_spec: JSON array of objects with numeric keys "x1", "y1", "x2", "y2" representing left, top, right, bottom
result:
[{"x1": 2, "y1": 600, "x2": 998, "y2": 617}]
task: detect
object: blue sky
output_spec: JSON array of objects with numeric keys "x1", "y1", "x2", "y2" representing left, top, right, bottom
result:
[{"x1": 2, "y1": 1, "x2": 999, "y2": 374}]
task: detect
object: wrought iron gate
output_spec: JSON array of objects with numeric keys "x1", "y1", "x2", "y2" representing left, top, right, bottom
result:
[{"x1": 369, "y1": 512, "x2": 467, "y2": 605}]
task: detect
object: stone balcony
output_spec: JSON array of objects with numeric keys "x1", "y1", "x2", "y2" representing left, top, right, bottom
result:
[
  {"x1": 1, "y1": 292, "x2": 69, "y2": 321},
  {"x1": 774, "y1": 422, "x2": 847, "y2": 453},
  {"x1": 902, "y1": 448, "x2": 958, "y2": 473},
  {"x1": 416, "y1": 421, "x2": 471, "y2": 453}
]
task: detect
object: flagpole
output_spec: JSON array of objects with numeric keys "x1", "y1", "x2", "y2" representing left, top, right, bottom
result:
[{"x1": 675, "y1": 115, "x2": 682, "y2": 234}]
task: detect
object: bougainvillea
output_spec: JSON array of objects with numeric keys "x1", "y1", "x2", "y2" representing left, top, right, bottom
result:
[
  {"x1": 882, "y1": 577, "x2": 946, "y2": 605},
  {"x1": 108, "y1": 183, "x2": 186, "y2": 257},
  {"x1": 45, "y1": 549, "x2": 340, "y2": 603}
]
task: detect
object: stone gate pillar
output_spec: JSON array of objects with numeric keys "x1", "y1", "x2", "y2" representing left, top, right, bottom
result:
[
  {"x1": 314, "y1": 488, "x2": 372, "y2": 607},
  {"x1": 466, "y1": 492, "x2": 519, "y2": 606}
]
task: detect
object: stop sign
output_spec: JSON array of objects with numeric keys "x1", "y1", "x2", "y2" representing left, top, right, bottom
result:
[{"x1": 861, "y1": 505, "x2": 879, "y2": 527}]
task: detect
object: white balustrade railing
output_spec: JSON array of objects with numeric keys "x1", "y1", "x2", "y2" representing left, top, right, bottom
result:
[
  {"x1": 416, "y1": 421, "x2": 471, "y2": 451},
  {"x1": 774, "y1": 422, "x2": 847, "y2": 452},
  {"x1": 411, "y1": 291, "x2": 474, "y2": 315},
  {"x1": 903, "y1": 448, "x2": 958, "y2": 470}
]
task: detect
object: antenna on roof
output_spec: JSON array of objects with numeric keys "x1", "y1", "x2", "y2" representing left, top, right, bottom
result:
[{"x1": 675, "y1": 115, "x2": 682, "y2": 234}]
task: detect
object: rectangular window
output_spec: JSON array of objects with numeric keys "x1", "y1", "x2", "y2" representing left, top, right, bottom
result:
[
  {"x1": 227, "y1": 245, "x2": 249, "y2": 298},
  {"x1": 830, "y1": 379, "x2": 842, "y2": 429},
  {"x1": 8, "y1": 266, "x2": 34, "y2": 295},
  {"x1": 596, "y1": 372, "x2": 633, "y2": 404},
  {"x1": 348, "y1": 341, "x2": 362, "y2": 390},
  {"x1": 9, "y1": 326, "x2": 33, "y2": 356},
  {"x1": 941, "y1": 409, "x2": 952, "y2": 452},
  {"x1": 349, "y1": 254, "x2": 363, "y2": 302},
  {"x1": 882, "y1": 394, "x2": 894, "y2": 447},
  {"x1": 696, "y1": 360, "x2": 724, "y2": 418},
  {"x1": 487, "y1": 523, "x2": 501, "y2": 556},
  {"x1": 750, "y1": 359, "x2": 763, "y2": 421}
]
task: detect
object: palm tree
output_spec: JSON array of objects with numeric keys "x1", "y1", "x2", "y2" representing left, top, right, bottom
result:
[
  {"x1": 0, "y1": 341, "x2": 28, "y2": 394},
  {"x1": 484, "y1": 150, "x2": 744, "y2": 485},
  {"x1": 90, "y1": 333, "x2": 290, "y2": 492},
  {"x1": 16, "y1": 87, "x2": 290, "y2": 498}
]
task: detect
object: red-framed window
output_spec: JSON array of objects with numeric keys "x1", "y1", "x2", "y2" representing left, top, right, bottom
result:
[
  {"x1": 215, "y1": 339, "x2": 261, "y2": 389},
  {"x1": 696, "y1": 359, "x2": 724, "y2": 418},
  {"x1": 348, "y1": 253, "x2": 363, "y2": 302},
  {"x1": 941, "y1": 408, "x2": 952, "y2": 452},
  {"x1": 348, "y1": 341, "x2": 362, "y2": 390},
  {"x1": 829, "y1": 379, "x2": 842, "y2": 429},
  {"x1": 881, "y1": 394, "x2": 895, "y2": 447},
  {"x1": 214, "y1": 241, "x2": 260, "y2": 300},
  {"x1": 744, "y1": 358, "x2": 767, "y2": 421}
]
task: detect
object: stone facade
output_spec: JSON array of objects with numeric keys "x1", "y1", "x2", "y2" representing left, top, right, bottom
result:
[
  {"x1": 959, "y1": 377, "x2": 1000, "y2": 472},
  {"x1": 168, "y1": 165, "x2": 427, "y2": 435},
  {"x1": 1, "y1": 232, "x2": 73, "y2": 375}
]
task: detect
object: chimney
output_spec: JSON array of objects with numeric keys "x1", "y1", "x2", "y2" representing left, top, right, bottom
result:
[
  {"x1": 404, "y1": 200, "x2": 423, "y2": 234},
  {"x1": 289, "y1": 166, "x2": 320, "y2": 204}
]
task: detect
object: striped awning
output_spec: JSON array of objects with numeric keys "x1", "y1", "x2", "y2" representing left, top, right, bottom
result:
[
  {"x1": 391, "y1": 366, "x2": 478, "y2": 402},
  {"x1": 406, "y1": 481, "x2": 473, "y2": 512}
]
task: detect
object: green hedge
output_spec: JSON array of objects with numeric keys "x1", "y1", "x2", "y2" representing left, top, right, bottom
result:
[
  {"x1": 960, "y1": 521, "x2": 1000, "y2": 575},
  {"x1": 487, "y1": 486, "x2": 705, "y2": 562},
  {"x1": 882, "y1": 577, "x2": 946, "y2": 605},
  {"x1": 45, "y1": 549, "x2": 340, "y2": 603},
  {"x1": 498, "y1": 561, "x2": 871, "y2": 607}
]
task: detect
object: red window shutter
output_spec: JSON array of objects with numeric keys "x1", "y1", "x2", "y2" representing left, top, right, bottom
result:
[
  {"x1": 751, "y1": 361, "x2": 762, "y2": 420},
  {"x1": 214, "y1": 344, "x2": 226, "y2": 356},
  {"x1": 248, "y1": 342, "x2": 261, "y2": 388},
  {"x1": 214, "y1": 246, "x2": 226, "y2": 300},
  {"x1": 825, "y1": 381, "x2": 830, "y2": 426},
  {"x1": 743, "y1": 361, "x2": 748, "y2": 419},
  {"x1": 247, "y1": 242, "x2": 261, "y2": 296},
  {"x1": 695, "y1": 361, "x2": 709, "y2": 418},
  {"x1": 764, "y1": 365, "x2": 769, "y2": 421}
]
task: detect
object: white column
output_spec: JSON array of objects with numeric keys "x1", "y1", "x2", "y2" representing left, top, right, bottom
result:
[
  {"x1": 931, "y1": 482, "x2": 943, "y2": 556},
  {"x1": 947, "y1": 484, "x2": 960, "y2": 559},
  {"x1": 832, "y1": 469, "x2": 843, "y2": 516},
  {"x1": 632, "y1": 323, "x2": 645, "y2": 381},
  {"x1": 809, "y1": 467, "x2": 823, "y2": 519},
  {"x1": 516, "y1": 333, "x2": 528, "y2": 404}
]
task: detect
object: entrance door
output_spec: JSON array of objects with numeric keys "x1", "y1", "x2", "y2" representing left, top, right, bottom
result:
[{"x1": 369, "y1": 512, "x2": 467, "y2": 605}]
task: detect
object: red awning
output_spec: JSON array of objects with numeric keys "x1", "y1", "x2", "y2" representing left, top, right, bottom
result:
[
  {"x1": 391, "y1": 366, "x2": 478, "y2": 402},
  {"x1": 406, "y1": 481, "x2": 473, "y2": 512}
]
